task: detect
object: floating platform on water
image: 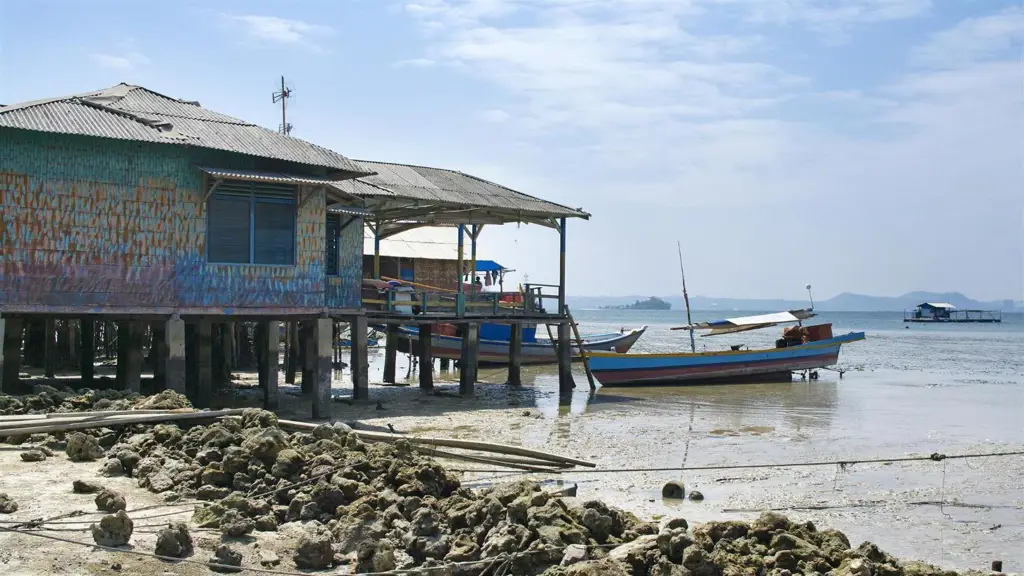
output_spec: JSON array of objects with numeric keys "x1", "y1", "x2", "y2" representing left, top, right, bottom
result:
[{"x1": 904, "y1": 303, "x2": 1002, "y2": 323}]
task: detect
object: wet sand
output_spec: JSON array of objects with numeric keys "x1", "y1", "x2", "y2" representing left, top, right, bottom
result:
[{"x1": 4, "y1": 311, "x2": 1021, "y2": 573}]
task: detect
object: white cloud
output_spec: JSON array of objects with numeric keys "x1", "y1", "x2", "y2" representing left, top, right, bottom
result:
[
  {"x1": 394, "y1": 58, "x2": 437, "y2": 68},
  {"x1": 227, "y1": 15, "x2": 334, "y2": 50},
  {"x1": 89, "y1": 52, "x2": 149, "y2": 70},
  {"x1": 480, "y1": 109, "x2": 510, "y2": 123},
  {"x1": 912, "y1": 6, "x2": 1024, "y2": 68},
  {"x1": 401, "y1": 2, "x2": 1022, "y2": 298}
]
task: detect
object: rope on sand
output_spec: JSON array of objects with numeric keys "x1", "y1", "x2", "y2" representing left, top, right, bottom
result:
[{"x1": 449, "y1": 449, "x2": 1024, "y2": 475}]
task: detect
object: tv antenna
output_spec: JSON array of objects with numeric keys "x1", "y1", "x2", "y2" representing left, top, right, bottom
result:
[{"x1": 272, "y1": 76, "x2": 293, "y2": 135}]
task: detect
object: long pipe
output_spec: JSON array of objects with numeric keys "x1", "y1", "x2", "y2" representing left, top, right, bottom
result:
[{"x1": 677, "y1": 241, "x2": 695, "y2": 353}]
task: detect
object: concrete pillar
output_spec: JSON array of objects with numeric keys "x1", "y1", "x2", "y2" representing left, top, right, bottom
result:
[
  {"x1": 151, "y1": 323, "x2": 166, "y2": 391},
  {"x1": 350, "y1": 316, "x2": 369, "y2": 401},
  {"x1": 383, "y1": 324, "x2": 398, "y2": 384},
  {"x1": 44, "y1": 317, "x2": 56, "y2": 379},
  {"x1": 1, "y1": 318, "x2": 24, "y2": 394},
  {"x1": 165, "y1": 317, "x2": 186, "y2": 394},
  {"x1": 195, "y1": 321, "x2": 213, "y2": 408},
  {"x1": 301, "y1": 321, "x2": 315, "y2": 394},
  {"x1": 557, "y1": 322, "x2": 574, "y2": 396},
  {"x1": 80, "y1": 319, "x2": 95, "y2": 387},
  {"x1": 508, "y1": 323, "x2": 522, "y2": 386},
  {"x1": 419, "y1": 323, "x2": 434, "y2": 391},
  {"x1": 312, "y1": 318, "x2": 333, "y2": 418},
  {"x1": 261, "y1": 320, "x2": 281, "y2": 411},
  {"x1": 124, "y1": 321, "x2": 144, "y2": 394},
  {"x1": 459, "y1": 322, "x2": 479, "y2": 397}
]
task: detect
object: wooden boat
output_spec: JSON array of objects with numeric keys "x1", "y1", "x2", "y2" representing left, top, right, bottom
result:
[
  {"x1": 587, "y1": 310, "x2": 864, "y2": 386},
  {"x1": 392, "y1": 323, "x2": 647, "y2": 366}
]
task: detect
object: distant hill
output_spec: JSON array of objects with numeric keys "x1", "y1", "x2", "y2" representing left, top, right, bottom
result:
[
  {"x1": 600, "y1": 297, "x2": 671, "y2": 311},
  {"x1": 570, "y1": 292, "x2": 1020, "y2": 312}
]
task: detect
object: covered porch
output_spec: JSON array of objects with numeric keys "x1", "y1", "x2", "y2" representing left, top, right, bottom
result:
[{"x1": 328, "y1": 160, "x2": 590, "y2": 401}]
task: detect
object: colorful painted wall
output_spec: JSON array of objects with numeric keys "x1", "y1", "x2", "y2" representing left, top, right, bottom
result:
[{"x1": 0, "y1": 129, "x2": 362, "y2": 313}]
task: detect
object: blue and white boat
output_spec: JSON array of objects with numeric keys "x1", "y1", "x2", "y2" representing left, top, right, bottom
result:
[
  {"x1": 392, "y1": 322, "x2": 647, "y2": 366},
  {"x1": 587, "y1": 310, "x2": 864, "y2": 386}
]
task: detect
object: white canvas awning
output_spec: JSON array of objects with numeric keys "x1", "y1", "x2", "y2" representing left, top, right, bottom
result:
[{"x1": 672, "y1": 308, "x2": 817, "y2": 336}]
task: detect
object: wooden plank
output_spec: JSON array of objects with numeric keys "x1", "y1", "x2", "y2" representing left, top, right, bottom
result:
[
  {"x1": 0, "y1": 409, "x2": 245, "y2": 436},
  {"x1": 277, "y1": 419, "x2": 595, "y2": 468}
]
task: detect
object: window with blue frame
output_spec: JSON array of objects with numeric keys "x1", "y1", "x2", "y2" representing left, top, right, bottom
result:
[{"x1": 207, "y1": 179, "x2": 297, "y2": 265}]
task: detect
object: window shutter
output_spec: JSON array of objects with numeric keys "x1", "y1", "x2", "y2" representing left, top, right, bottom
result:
[
  {"x1": 208, "y1": 195, "x2": 251, "y2": 263},
  {"x1": 253, "y1": 182, "x2": 297, "y2": 265},
  {"x1": 325, "y1": 214, "x2": 340, "y2": 276}
]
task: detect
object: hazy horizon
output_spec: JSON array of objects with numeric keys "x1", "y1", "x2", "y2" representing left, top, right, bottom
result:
[{"x1": 2, "y1": 0, "x2": 1021, "y2": 301}]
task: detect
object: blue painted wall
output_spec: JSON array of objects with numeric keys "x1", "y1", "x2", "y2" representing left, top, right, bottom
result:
[{"x1": 0, "y1": 129, "x2": 362, "y2": 313}]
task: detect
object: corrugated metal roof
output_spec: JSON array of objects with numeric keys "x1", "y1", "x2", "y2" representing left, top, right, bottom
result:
[
  {"x1": 333, "y1": 160, "x2": 588, "y2": 219},
  {"x1": 0, "y1": 84, "x2": 372, "y2": 177}
]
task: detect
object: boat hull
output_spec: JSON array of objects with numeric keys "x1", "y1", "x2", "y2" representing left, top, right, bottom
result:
[
  {"x1": 588, "y1": 332, "x2": 865, "y2": 386},
  {"x1": 394, "y1": 326, "x2": 647, "y2": 366}
]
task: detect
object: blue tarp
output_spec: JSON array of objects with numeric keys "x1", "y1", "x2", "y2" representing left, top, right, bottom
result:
[{"x1": 474, "y1": 260, "x2": 505, "y2": 272}]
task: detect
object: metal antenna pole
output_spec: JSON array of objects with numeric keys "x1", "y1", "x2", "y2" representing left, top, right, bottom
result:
[
  {"x1": 678, "y1": 241, "x2": 695, "y2": 353},
  {"x1": 272, "y1": 76, "x2": 293, "y2": 135}
]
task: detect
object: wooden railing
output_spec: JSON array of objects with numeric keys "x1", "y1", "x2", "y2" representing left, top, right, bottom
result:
[{"x1": 363, "y1": 278, "x2": 563, "y2": 317}]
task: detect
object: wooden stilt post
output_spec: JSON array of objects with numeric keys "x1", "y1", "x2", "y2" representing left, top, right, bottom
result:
[
  {"x1": 350, "y1": 315, "x2": 369, "y2": 401},
  {"x1": 44, "y1": 317, "x2": 55, "y2": 379},
  {"x1": 383, "y1": 324, "x2": 398, "y2": 384},
  {"x1": 125, "y1": 321, "x2": 144, "y2": 393},
  {"x1": 195, "y1": 321, "x2": 213, "y2": 409},
  {"x1": 150, "y1": 323, "x2": 166, "y2": 393},
  {"x1": 80, "y1": 319, "x2": 95, "y2": 388},
  {"x1": 256, "y1": 322, "x2": 267, "y2": 391},
  {"x1": 558, "y1": 217, "x2": 567, "y2": 313},
  {"x1": 165, "y1": 316, "x2": 186, "y2": 394},
  {"x1": 459, "y1": 322, "x2": 479, "y2": 396},
  {"x1": 286, "y1": 322, "x2": 298, "y2": 384},
  {"x1": 115, "y1": 321, "x2": 130, "y2": 389},
  {"x1": 557, "y1": 322, "x2": 574, "y2": 396},
  {"x1": 508, "y1": 322, "x2": 522, "y2": 386},
  {"x1": 262, "y1": 320, "x2": 280, "y2": 411},
  {"x1": 185, "y1": 323, "x2": 197, "y2": 397},
  {"x1": 440, "y1": 357, "x2": 450, "y2": 371},
  {"x1": 457, "y1": 224, "x2": 465, "y2": 316},
  {"x1": 301, "y1": 321, "x2": 315, "y2": 394},
  {"x1": 419, "y1": 323, "x2": 434, "y2": 391},
  {"x1": 2, "y1": 318, "x2": 24, "y2": 394}
]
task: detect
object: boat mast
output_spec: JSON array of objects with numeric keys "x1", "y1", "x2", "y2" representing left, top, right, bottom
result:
[{"x1": 677, "y1": 241, "x2": 696, "y2": 353}]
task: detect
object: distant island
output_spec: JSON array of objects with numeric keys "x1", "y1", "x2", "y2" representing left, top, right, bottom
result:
[
  {"x1": 573, "y1": 291, "x2": 1021, "y2": 313},
  {"x1": 600, "y1": 296, "x2": 672, "y2": 311}
]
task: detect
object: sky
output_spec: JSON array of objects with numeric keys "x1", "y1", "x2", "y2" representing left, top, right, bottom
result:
[{"x1": 0, "y1": 0, "x2": 1022, "y2": 301}]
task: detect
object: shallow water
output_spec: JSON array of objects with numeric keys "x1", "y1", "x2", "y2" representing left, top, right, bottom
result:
[{"x1": 340, "y1": 311, "x2": 1024, "y2": 571}]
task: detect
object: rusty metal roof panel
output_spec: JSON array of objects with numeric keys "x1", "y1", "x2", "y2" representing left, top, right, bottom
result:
[{"x1": 0, "y1": 84, "x2": 371, "y2": 176}]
